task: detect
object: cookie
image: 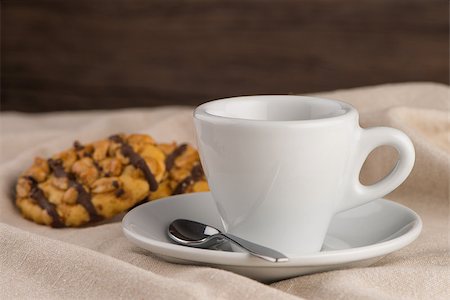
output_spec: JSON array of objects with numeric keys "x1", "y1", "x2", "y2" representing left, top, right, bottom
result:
[{"x1": 15, "y1": 134, "x2": 209, "y2": 227}]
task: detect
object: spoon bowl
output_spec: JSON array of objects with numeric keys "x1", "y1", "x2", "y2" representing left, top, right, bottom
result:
[{"x1": 168, "y1": 219, "x2": 224, "y2": 248}]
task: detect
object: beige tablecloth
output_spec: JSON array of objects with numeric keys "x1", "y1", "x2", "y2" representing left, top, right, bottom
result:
[{"x1": 1, "y1": 82, "x2": 448, "y2": 299}]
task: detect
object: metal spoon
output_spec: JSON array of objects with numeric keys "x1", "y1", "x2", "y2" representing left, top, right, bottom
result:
[{"x1": 168, "y1": 219, "x2": 288, "y2": 263}]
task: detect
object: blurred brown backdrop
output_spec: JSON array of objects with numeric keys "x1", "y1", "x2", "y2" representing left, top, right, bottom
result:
[{"x1": 1, "y1": 0, "x2": 448, "y2": 112}]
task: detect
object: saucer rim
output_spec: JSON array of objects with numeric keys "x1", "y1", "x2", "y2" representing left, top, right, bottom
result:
[{"x1": 122, "y1": 192, "x2": 422, "y2": 267}]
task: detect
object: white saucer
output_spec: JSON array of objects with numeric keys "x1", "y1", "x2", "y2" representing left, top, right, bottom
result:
[{"x1": 122, "y1": 192, "x2": 422, "y2": 282}]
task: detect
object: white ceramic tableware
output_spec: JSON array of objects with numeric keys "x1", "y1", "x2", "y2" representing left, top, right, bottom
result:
[
  {"x1": 194, "y1": 96, "x2": 415, "y2": 255},
  {"x1": 122, "y1": 192, "x2": 422, "y2": 282}
]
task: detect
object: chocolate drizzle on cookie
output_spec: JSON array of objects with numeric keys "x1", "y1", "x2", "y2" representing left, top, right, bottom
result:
[
  {"x1": 93, "y1": 160, "x2": 103, "y2": 173},
  {"x1": 115, "y1": 188, "x2": 125, "y2": 197},
  {"x1": 108, "y1": 134, "x2": 123, "y2": 144},
  {"x1": 26, "y1": 176, "x2": 65, "y2": 228},
  {"x1": 109, "y1": 135, "x2": 158, "y2": 191},
  {"x1": 70, "y1": 178, "x2": 103, "y2": 222},
  {"x1": 47, "y1": 159, "x2": 66, "y2": 177},
  {"x1": 172, "y1": 164, "x2": 204, "y2": 195},
  {"x1": 165, "y1": 144, "x2": 188, "y2": 171},
  {"x1": 73, "y1": 140, "x2": 84, "y2": 151},
  {"x1": 48, "y1": 159, "x2": 102, "y2": 222}
]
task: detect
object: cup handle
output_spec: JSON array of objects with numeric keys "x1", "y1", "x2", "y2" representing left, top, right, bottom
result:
[{"x1": 338, "y1": 127, "x2": 415, "y2": 212}]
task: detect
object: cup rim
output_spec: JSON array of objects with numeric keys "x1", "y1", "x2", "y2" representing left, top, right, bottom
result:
[{"x1": 194, "y1": 95, "x2": 358, "y2": 125}]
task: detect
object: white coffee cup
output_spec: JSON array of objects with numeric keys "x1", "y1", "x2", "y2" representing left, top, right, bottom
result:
[{"x1": 193, "y1": 95, "x2": 415, "y2": 255}]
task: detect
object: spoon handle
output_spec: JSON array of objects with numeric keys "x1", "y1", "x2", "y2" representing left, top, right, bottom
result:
[{"x1": 222, "y1": 233, "x2": 288, "y2": 263}]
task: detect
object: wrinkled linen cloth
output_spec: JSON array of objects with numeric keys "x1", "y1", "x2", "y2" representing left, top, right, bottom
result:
[{"x1": 0, "y1": 82, "x2": 448, "y2": 300}]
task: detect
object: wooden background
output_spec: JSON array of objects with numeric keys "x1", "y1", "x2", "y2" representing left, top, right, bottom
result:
[{"x1": 1, "y1": 0, "x2": 448, "y2": 112}]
